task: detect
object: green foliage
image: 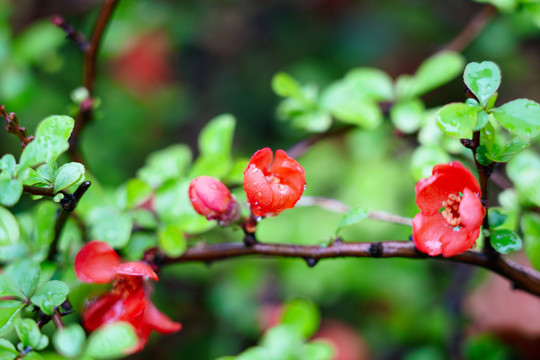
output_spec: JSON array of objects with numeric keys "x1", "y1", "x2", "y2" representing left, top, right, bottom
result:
[
  {"x1": 490, "y1": 229, "x2": 522, "y2": 254},
  {"x1": 335, "y1": 207, "x2": 368, "y2": 235},
  {"x1": 84, "y1": 322, "x2": 138, "y2": 359},
  {"x1": 436, "y1": 103, "x2": 477, "y2": 138},
  {"x1": 491, "y1": 99, "x2": 540, "y2": 138},
  {"x1": 53, "y1": 324, "x2": 86, "y2": 358},
  {"x1": 0, "y1": 206, "x2": 19, "y2": 245},
  {"x1": 463, "y1": 61, "x2": 501, "y2": 108}
]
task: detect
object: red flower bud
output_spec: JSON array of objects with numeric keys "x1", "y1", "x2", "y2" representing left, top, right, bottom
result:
[
  {"x1": 412, "y1": 161, "x2": 485, "y2": 257},
  {"x1": 189, "y1": 176, "x2": 240, "y2": 225},
  {"x1": 243, "y1": 147, "x2": 306, "y2": 217}
]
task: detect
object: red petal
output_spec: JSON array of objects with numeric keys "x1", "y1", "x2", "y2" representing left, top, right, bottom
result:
[
  {"x1": 416, "y1": 162, "x2": 481, "y2": 214},
  {"x1": 116, "y1": 262, "x2": 158, "y2": 281},
  {"x1": 189, "y1": 176, "x2": 232, "y2": 219},
  {"x1": 83, "y1": 289, "x2": 147, "y2": 331},
  {"x1": 75, "y1": 241, "x2": 121, "y2": 283},
  {"x1": 412, "y1": 213, "x2": 450, "y2": 256},
  {"x1": 270, "y1": 150, "x2": 306, "y2": 192},
  {"x1": 143, "y1": 301, "x2": 182, "y2": 334},
  {"x1": 439, "y1": 227, "x2": 473, "y2": 257},
  {"x1": 459, "y1": 188, "x2": 485, "y2": 230},
  {"x1": 244, "y1": 163, "x2": 273, "y2": 217},
  {"x1": 248, "y1": 147, "x2": 273, "y2": 175}
]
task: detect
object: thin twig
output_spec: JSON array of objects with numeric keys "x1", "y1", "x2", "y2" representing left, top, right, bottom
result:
[
  {"x1": 1, "y1": 105, "x2": 34, "y2": 150},
  {"x1": 68, "y1": 0, "x2": 120, "y2": 159},
  {"x1": 164, "y1": 240, "x2": 540, "y2": 297},
  {"x1": 297, "y1": 196, "x2": 413, "y2": 226},
  {"x1": 51, "y1": 309, "x2": 65, "y2": 330},
  {"x1": 444, "y1": 5, "x2": 497, "y2": 52},
  {"x1": 51, "y1": 15, "x2": 89, "y2": 51},
  {"x1": 286, "y1": 125, "x2": 353, "y2": 159}
]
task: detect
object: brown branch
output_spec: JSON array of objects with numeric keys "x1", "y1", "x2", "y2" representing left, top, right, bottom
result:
[
  {"x1": 68, "y1": 0, "x2": 120, "y2": 160},
  {"x1": 51, "y1": 309, "x2": 65, "y2": 330},
  {"x1": 164, "y1": 240, "x2": 540, "y2": 297},
  {"x1": 51, "y1": 15, "x2": 89, "y2": 51},
  {"x1": 286, "y1": 125, "x2": 353, "y2": 159},
  {"x1": 1, "y1": 105, "x2": 34, "y2": 150},
  {"x1": 443, "y1": 5, "x2": 497, "y2": 52},
  {"x1": 23, "y1": 185, "x2": 55, "y2": 197}
]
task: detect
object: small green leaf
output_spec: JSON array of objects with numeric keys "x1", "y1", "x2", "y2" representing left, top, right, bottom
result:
[
  {"x1": 84, "y1": 322, "x2": 138, "y2": 359},
  {"x1": 0, "y1": 178, "x2": 22, "y2": 207},
  {"x1": 463, "y1": 61, "x2": 501, "y2": 107},
  {"x1": 291, "y1": 111, "x2": 332, "y2": 133},
  {"x1": 490, "y1": 229, "x2": 522, "y2": 254},
  {"x1": 53, "y1": 324, "x2": 86, "y2": 358},
  {"x1": 189, "y1": 114, "x2": 236, "y2": 178},
  {"x1": 15, "y1": 318, "x2": 42, "y2": 349},
  {"x1": 342, "y1": 67, "x2": 394, "y2": 101},
  {"x1": 409, "y1": 51, "x2": 465, "y2": 98},
  {"x1": 491, "y1": 98, "x2": 540, "y2": 138},
  {"x1": 474, "y1": 110, "x2": 489, "y2": 131},
  {"x1": 436, "y1": 103, "x2": 477, "y2": 138},
  {"x1": 19, "y1": 136, "x2": 69, "y2": 169},
  {"x1": 410, "y1": 146, "x2": 451, "y2": 181},
  {"x1": 280, "y1": 299, "x2": 320, "y2": 339},
  {"x1": 54, "y1": 162, "x2": 85, "y2": 193},
  {"x1": 35, "y1": 115, "x2": 75, "y2": 142},
  {"x1": 303, "y1": 342, "x2": 334, "y2": 360},
  {"x1": 158, "y1": 225, "x2": 187, "y2": 257},
  {"x1": 0, "y1": 206, "x2": 20, "y2": 246},
  {"x1": 272, "y1": 72, "x2": 302, "y2": 98},
  {"x1": 0, "y1": 154, "x2": 16, "y2": 176},
  {"x1": 390, "y1": 99, "x2": 425, "y2": 133},
  {"x1": 4, "y1": 260, "x2": 41, "y2": 299},
  {"x1": 137, "y1": 144, "x2": 192, "y2": 188},
  {"x1": 0, "y1": 339, "x2": 18, "y2": 360},
  {"x1": 0, "y1": 301, "x2": 23, "y2": 336},
  {"x1": 488, "y1": 209, "x2": 508, "y2": 229},
  {"x1": 523, "y1": 213, "x2": 540, "y2": 271},
  {"x1": 124, "y1": 179, "x2": 153, "y2": 209},
  {"x1": 31, "y1": 281, "x2": 69, "y2": 316},
  {"x1": 336, "y1": 207, "x2": 368, "y2": 234},
  {"x1": 0, "y1": 275, "x2": 21, "y2": 298},
  {"x1": 88, "y1": 208, "x2": 133, "y2": 249}
]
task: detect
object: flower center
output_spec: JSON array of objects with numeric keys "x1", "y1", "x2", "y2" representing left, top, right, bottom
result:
[
  {"x1": 111, "y1": 276, "x2": 143, "y2": 298},
  {"x1": 441, "y1": 193, "x2": 462, "y2": 227}
]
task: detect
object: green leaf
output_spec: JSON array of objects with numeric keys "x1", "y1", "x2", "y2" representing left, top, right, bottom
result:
[
  {"x1": 124, "y1": 179, "x2": 153, "y2": 209},
  {"x1": 291, "y1": 111, "x2": 332, "y2": 133},
  {"x1": 35, "y1": 115, "x2": 75, "y2": 142},
  {"x1": 488, "y1": 209, "x2": 508, "y2": 229},
  {"x1": 88, "y1": 208, "x2": 133, "y2": 249},
  {"x1": 19, "y1": 135, "x2": 69, "y2": 169},
  {"x1": 491, "y1": 99, "x2": 540, "y2": 138},
  {"x1": 53, "y1": 324, "x2": 86, "y2": 358},
  {"x1": 0, "y1": 339, "x2": 18, "y2": 360},
  {"x1": 390, "y1": 99, "x2": 425, "y2": 133},
  {"x1": 0, "y1": 154, "x2": 16, "y2": 176},
  {"x1": 12, "y1": 20, "x2": 64, "y2": 64},
  {"x1": 35, "y1": 201, "x2": 57, "y2": 248},
  {"x1": 410, "y1": 146, "x2": 451, "y2": 181},
  {"x1": 272, "y1": 72, "x2": 302, "y2": 98},
  {"x1": 490, "y1": 229, "x2": 522, "y2": 254},
  {"x1": 303, "y1": 342, "x2": 334, "y2": 360},
  {"x1": 408, "y1": 51, "x2": 465, "y2": 98},
  {"x1": 436, "y1": 103, "x2": 477, "y2": 138},
  {"x1": 0, "y1": 206, "x2": 20, "y2": 246},
  {"x1": 84, "y1": 322, "x2": 138, "y2": 359},
  {"x1": 137, "y1": 144, "x2": 192, "y2": 188},
  {"x1": 336, "y1": 207, "x2": 368, "y2": 235},
  {"x1": 54, "y1": 162, "x2": 85, "y2": 193},
  {"x1": 158, "y1": 225, "x2": 187, "y2": 257},
  {"x1": 31, "y1": 280, "x2": 69, "y2": 316},
  {"x1": 4, "y1": 260, "x2": 41, "y2": 298},
  {"x1": 0, "y1": 301, "x2": 23, "y2": 336},
  {"x1": 280, "y1": 299, "x2": 320, "y2": 339},
  {"x1": 0, "y1": 275, "x2": 21, "y2": 298},
  {"x1": 342, "y1": 67, "x2": 394, "y2": 101},
  {"x1": 330, "y1": 100, "x2": 382, "y2": 129},
  {"x1": 523, "y1": 213, "x2": 540, "y2": 271},
  {"x1": 506, "y1": 151, "x2": 540, "y2": 207},
  {"x1": 261, "y1": 325, "x2": 303, "y2": 360},
  {"x1": 15, "y1": 318, "x2": 42, "y2": 349},
  {"x1": 0, "y1": 178, "x2": 22, "y2": 207},
  {"x1": 463, "y1": 61, "x2": 501, "y2": 108},
  {"x1": 189, "y1": 114, "x2": 236, "y2": 178},
  {"x1": 474, "y1": 110, "x2": 489, "y2": 131}
]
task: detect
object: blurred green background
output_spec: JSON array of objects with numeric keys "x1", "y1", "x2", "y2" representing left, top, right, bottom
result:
[{"x1": 2, "y1": 0, "x2": 540, "y2": 359}]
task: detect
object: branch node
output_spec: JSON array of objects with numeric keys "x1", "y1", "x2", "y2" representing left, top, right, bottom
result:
[
  {"x1": 369, "y1": 242, "x2": 383, "y2": 258},
  {"x1": 243, "y1": 232, "x2": 258, "y2": 246},
  {"x1": 460, "y1": 138, "x2": 474, "y2": 149},
  {"x1": 304, "y1": 257, "x2": 319, "y2": 268}
]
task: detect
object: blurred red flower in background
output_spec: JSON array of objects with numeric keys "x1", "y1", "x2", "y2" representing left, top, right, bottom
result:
[
  {"x1": 412, "y1": 161, "x2": 485, "y2": 257},
  {"x1": 243, "y1": 147, "x2": 306, "y2": 217},
  {"x1": 75, "y1": 241, "x2": 181, "y2": 353}
]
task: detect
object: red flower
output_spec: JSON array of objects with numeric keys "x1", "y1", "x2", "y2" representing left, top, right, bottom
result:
[
  {"x1": 412, "y1": 161, "x2": 485, "y2": 257},
  {"x1": 75, "y1": 241, "x2": 181, "y2": 353},
  {"x1": 189, "y1": 176, "x2": 240, "y2": 225},
  {"x1": 243, "y1": 147, "x2": 306, "y2": 217}
]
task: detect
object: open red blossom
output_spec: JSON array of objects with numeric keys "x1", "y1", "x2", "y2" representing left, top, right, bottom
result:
[
  {"x1": 243, "y1": 147, "x2": 306, "y2": 217},
  {"x1": 189, "y1": 176, "x2": 240, "y2": 225},
  {"x1": 75, "y1": 241, "x2": 181, "y2": 353},
  {"x1": 412, "y1": 162, "x2": 485, "y2": 257}
]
